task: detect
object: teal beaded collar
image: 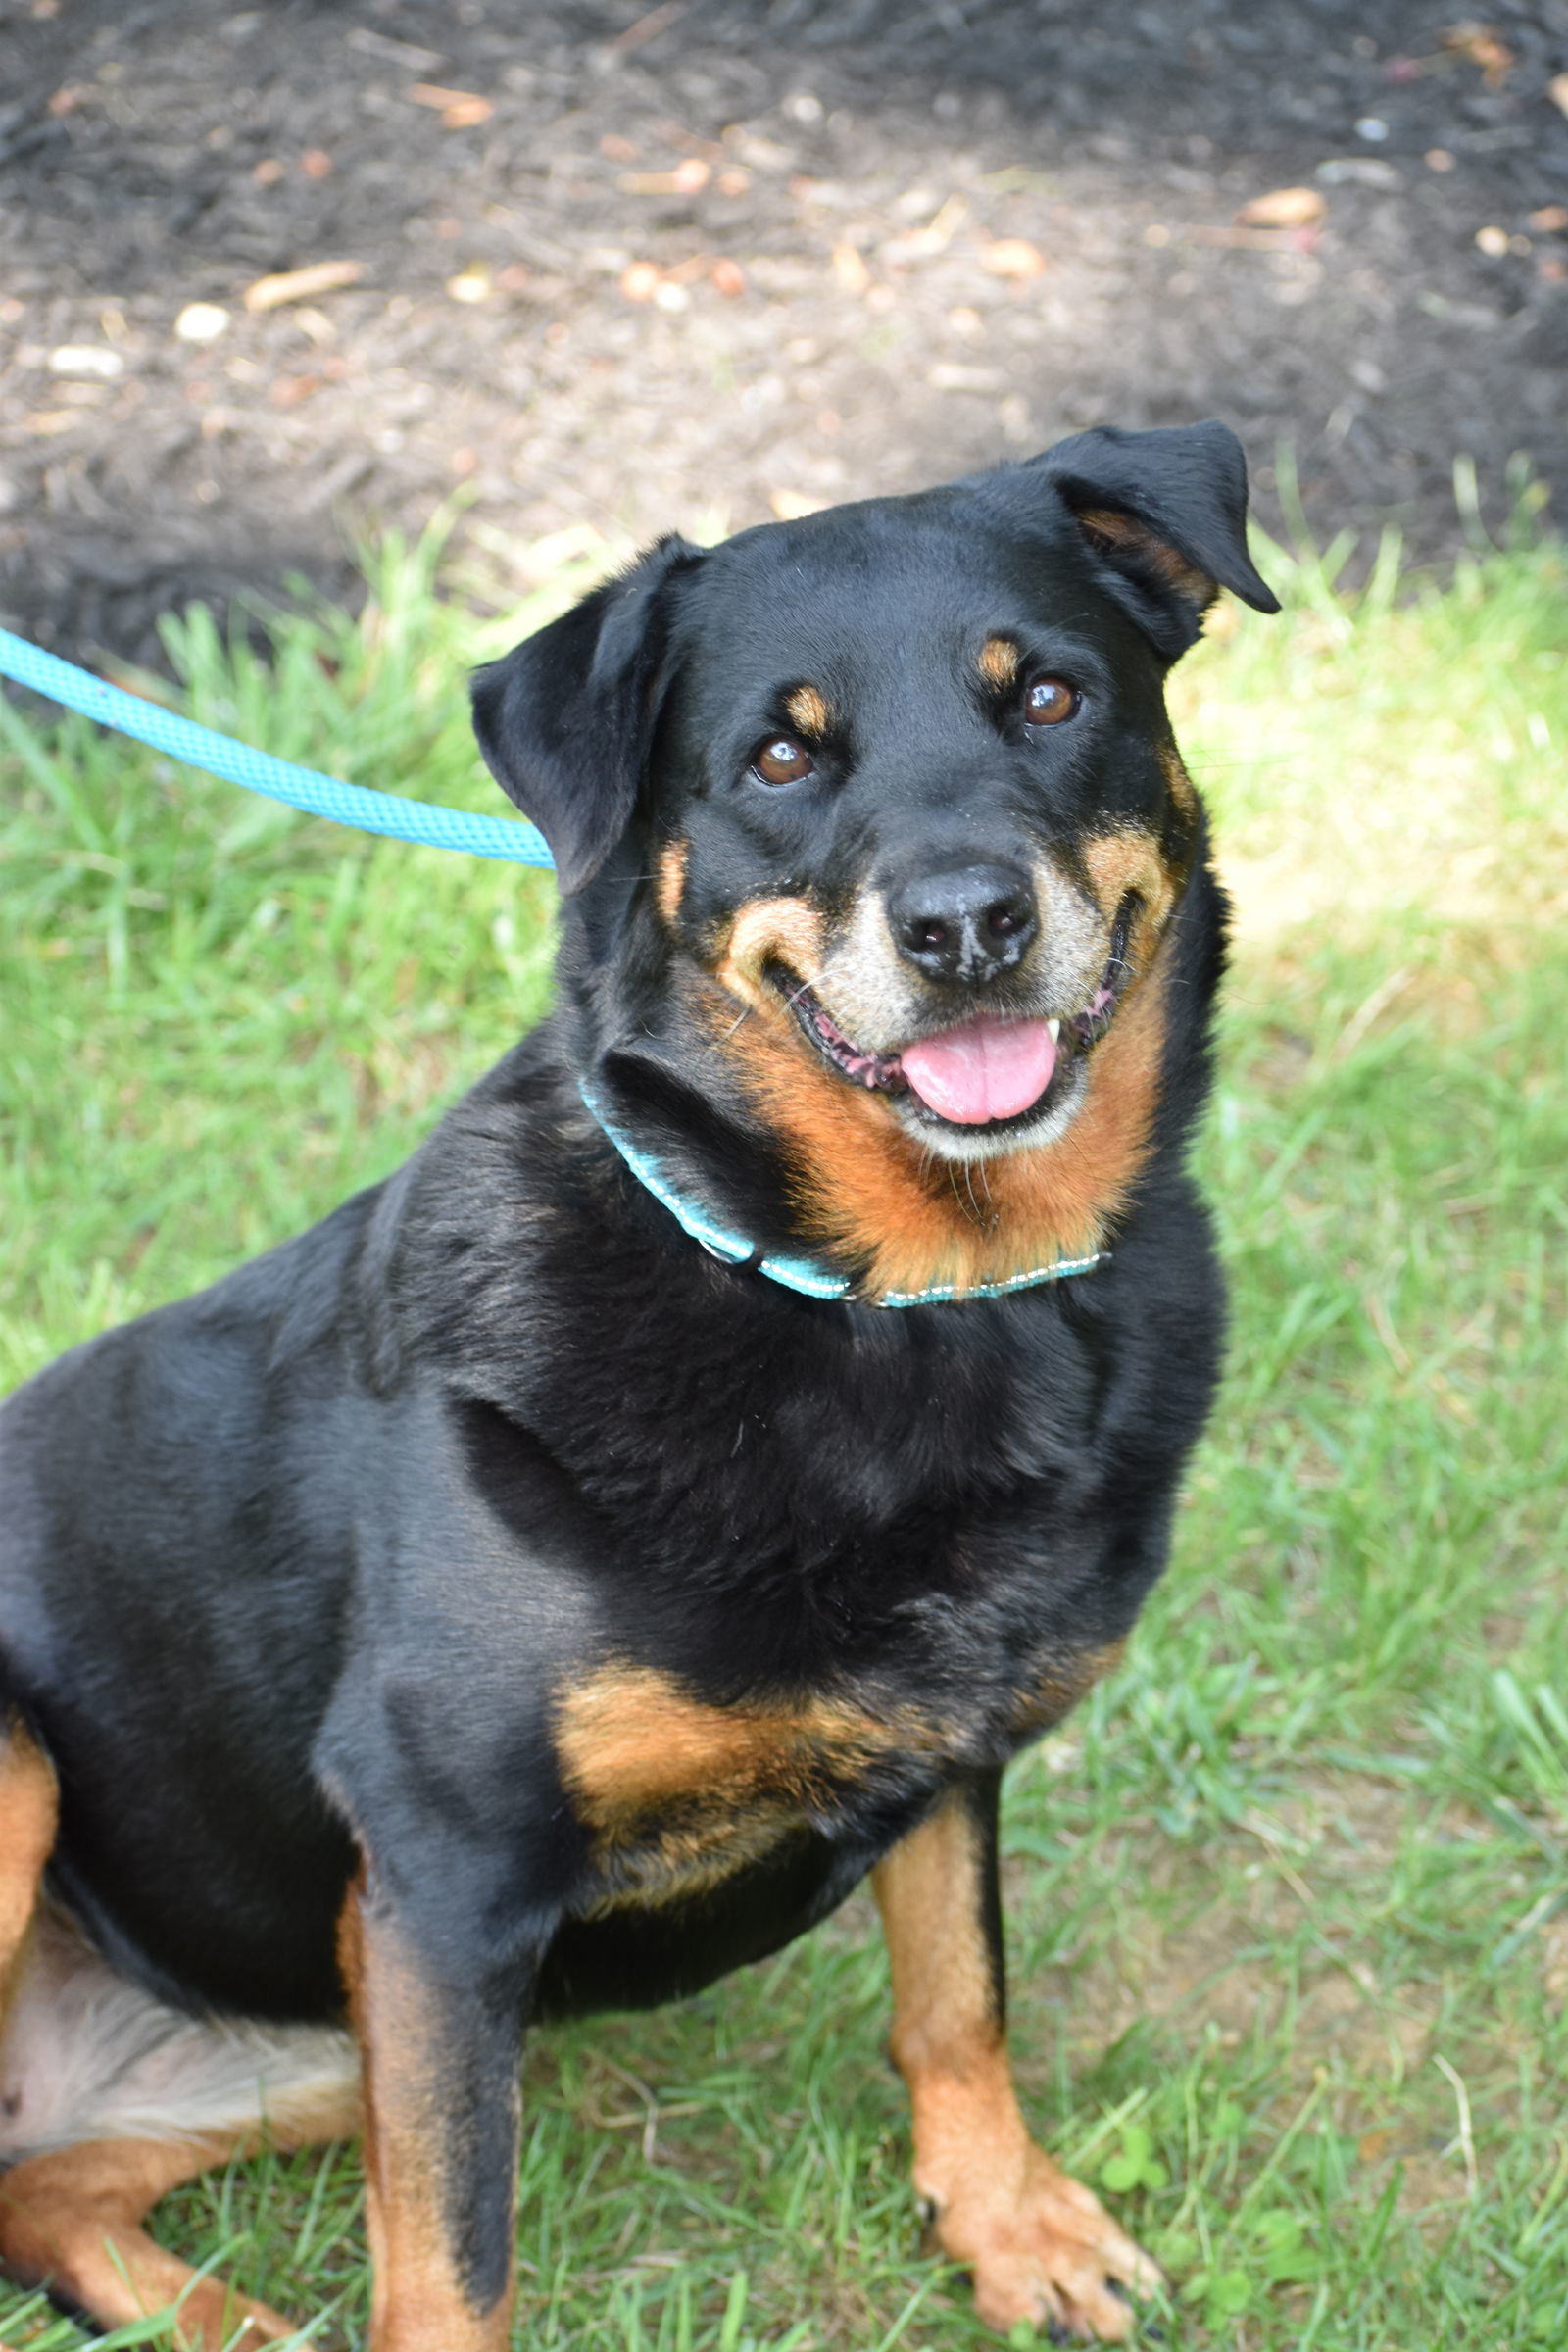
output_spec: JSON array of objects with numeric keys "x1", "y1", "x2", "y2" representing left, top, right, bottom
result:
[{"x1": 579, "y1": 1082, "x2": 1107, "y2": 1308}]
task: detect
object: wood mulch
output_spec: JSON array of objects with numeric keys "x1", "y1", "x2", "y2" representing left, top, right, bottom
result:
[{"x1": 3, "y1": 0, "x2": 1566, "y2": 663}]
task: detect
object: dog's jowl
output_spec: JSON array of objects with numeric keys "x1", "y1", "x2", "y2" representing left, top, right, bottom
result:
[{"x1": 0, "y1": 422, "x2": 1277, "y2": 2346}]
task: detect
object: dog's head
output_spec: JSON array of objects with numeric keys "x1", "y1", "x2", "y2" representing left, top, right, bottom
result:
[{"x1": 472, "y1": 422, "x2": 1277, "y2": 1299}]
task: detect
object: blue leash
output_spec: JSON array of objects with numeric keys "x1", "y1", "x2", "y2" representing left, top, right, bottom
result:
[{"x1": 0, "y1": 623, "x2": 554, "y2": 867}]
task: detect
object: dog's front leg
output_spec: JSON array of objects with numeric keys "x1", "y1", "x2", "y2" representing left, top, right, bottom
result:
[
  {"x1": 339, "y1": 1873, "x2": 531, "y2": 2352},
  {"x1": 873, "y1": 1775, "x2": 1159, "y2": 2343}
]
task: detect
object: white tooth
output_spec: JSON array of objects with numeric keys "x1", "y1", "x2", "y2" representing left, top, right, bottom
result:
[{"x1": 1047, "y1": 1017, "x2": 1061, "y2": 1043}]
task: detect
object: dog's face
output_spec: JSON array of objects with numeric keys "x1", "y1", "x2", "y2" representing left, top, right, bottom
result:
[
  {"x1": 474, "y1": 423, "x2": 1277, "y2": 1293},
  {"x1": 641, "y1": 504, "x2": 1192, "y2": 1166}
]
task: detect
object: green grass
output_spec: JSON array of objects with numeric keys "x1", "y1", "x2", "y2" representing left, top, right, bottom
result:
[{"x1": 2, "y1": 516, "x2": 1565, "y2": 2350}]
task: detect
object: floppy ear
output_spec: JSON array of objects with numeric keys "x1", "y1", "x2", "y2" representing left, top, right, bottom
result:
[
  {"x1": 1029, "y1": 420, "x2": 1280, "y2": 660},
  {"x1": 471, "y1": 534, "x2": 700, "y2": 894}
]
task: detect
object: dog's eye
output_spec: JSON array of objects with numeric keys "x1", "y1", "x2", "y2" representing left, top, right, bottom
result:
[
  {"x1": 752, "y1": 736, "x2": 815, "y2": 786},
  {"x1": 1023, "y1": 675, "x2": 1080, "y2": 728}
]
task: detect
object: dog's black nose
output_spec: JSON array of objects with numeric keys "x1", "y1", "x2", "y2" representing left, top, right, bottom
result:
[{"x1": 888, "y1": 863, "x2": 1038, "y2": 985}]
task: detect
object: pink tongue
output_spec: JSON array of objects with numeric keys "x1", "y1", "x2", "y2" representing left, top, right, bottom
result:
[{"x1": 900, "y1": 1017, "x2": 1057, "y2": 1125}]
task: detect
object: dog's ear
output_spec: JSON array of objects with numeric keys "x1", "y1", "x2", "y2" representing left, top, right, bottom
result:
[
  {"x1": 471, "y1": 534, "x2": 701, "y2": 894},
  {"x1": 1027, "y1": 420, "x2": 1280, "y2": 660}
]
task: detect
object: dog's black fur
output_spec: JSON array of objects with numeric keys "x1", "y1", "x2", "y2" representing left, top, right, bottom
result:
[{"x1": 0, "y1": 421, "x2": 1278, "y2": 2345}]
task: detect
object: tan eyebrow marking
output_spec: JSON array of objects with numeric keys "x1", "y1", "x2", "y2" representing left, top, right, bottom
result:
[
  {"x1": 784, "y1": 684, "x2": 832, "y2": 738},
  {"x1": 977, "y1": 636, "x2": 1020, "y2": 689}
]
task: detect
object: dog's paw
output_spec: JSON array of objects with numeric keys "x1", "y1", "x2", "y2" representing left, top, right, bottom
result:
[
  {"x1": 929, "y1": 2143, "x2": 1160, "y2": 2342},
  {"x1": 171, "y1": 2285, "x2": 311, "y2": 2352}
]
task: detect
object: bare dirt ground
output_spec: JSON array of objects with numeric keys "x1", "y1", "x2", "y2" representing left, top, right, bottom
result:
[{"x1": 3, "y1": 0, "x2": 1567, "y2": 665}]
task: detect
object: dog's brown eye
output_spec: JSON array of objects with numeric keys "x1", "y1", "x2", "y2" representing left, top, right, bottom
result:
[
  {"x1": 753, "y1": 736, "x2": 815, "y2": 786},
  {"x1": 1023, "y1": 675, "x2": 1079, "y2": 727}
]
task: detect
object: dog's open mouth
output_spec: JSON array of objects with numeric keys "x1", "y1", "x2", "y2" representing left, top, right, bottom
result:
[{"x1": 775, "y1": 897, "x2": 1136, "y2": 1130}]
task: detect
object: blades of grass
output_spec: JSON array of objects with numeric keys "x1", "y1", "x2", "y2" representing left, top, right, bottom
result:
[
  {"x1": 1360, "y1": 523, "x2": 1404, "y2": 623},
  {"x1": 1452, "y1": 452, "x2": 1494, "y2": 554},
  {"x1": 716, "y1": 2268, "x2": 748, "y2": 2352},
  {"x1": 0, "y1": 695, "x2": 112, "y2": 850}
]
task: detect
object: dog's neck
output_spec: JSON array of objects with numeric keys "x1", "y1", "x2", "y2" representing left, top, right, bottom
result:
[{"x1": 578, "y1": 1076, "x2": 1109, "y2": 1308}]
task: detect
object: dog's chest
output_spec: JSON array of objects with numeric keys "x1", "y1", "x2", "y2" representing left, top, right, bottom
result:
[{"x1": 551, "y1": 1635, "x2": 1113, "y2": 1914}]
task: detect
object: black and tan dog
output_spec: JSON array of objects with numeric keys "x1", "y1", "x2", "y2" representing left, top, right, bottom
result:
[{"x1": 0, "y1": 421, "x2": 1277, "y2": 2348}]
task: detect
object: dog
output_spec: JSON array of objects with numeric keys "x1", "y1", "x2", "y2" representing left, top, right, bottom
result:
[{"x1": 0, "y1": 419, "x2": 1278, "y2": 2349}]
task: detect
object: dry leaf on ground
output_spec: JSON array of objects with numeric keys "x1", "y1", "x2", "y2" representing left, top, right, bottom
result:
[
  {"x1": 174, "y1": 303, "x2": 230, "y2": 344},
  {"x1": 47, "y1": 345, "x2": 123, "y2": 378},
  {"x1": 831, "y1": 240, "x2": 871, "y2": 294},
  {"x1": 407, "y1": 81, "x2": 486, "y2": 111},
  {"x1": 981, "y1": 237, "x2": 1047, "y2": 278},
  {"x1": 1237, "y1": 185, "x2": 1326, "y2": 228},
  {"x1": 1438, "y1": 23, "x2": 1514, "y2": 87},
  {"x1": 244, "y1": 261, "x2": 364, "y2": 313},
  {"x1": 404, "y1": 82, "x2": 495, "y2": 127},
  {"x1": 619, "y1": 159, "x2": 710, "y2": 195}
]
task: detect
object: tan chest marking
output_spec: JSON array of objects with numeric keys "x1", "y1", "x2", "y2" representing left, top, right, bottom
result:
[
  {"x1": 557, "y1": 1665, "x2": 944, "y2": 1835},
  {"x1": 557, "y1": 1668, "x2": 955, "y2": 1915}
]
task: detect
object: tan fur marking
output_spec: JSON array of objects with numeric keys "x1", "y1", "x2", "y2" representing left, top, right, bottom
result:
[
  {"x1": 977, "y1": 636, "x2": 1020, "y2": 689},
  {"x1": 874, "y1": 1793, "x2": 1000, "y2": 2069},
  {"x1": 578, "y1": 1819, "x2": 794, "y2": 1917},
  {"x1": 707, "y1": 921, "x2": 1173, "y2": 1301},
  {"x1": 0, "y1": 1733, "x2": 348, "y2": 2351},
  {"x1": 1076, "y1": 505, "x2": 1212, "y2": 608},
  {"x1": 655, "y1": 838, "x2": 689, "y2": 928},
  {"x1": 1080, "y1": 829, "x2": 1174, "y2": 927},
  {"x1": 0, "y1": 1722, "x2": 57, "y2": 2030},
  {"x1": 557, "y1": 1664, "x2": 942, "y2": 1840},
  {"x1": 1082, "y1": 828, "x2": 1184, "y2": 1000},
  {"x1": 339, "y1": 1884, "x2": 512, "y2": 2352},
  {"x1": 0, "y1": 2135, "x2": 312, "y2": 2347},
  {"x1": 1007, "y1": 1641, "x2": 1126, "y2": 1740},
  {"x1": 784, "y1": 683, "x2": 832, "y2": 738},
  {"x1": 874, "y1": 1792, "x2": 1157, "y2": 2338},
  {"x1": 1157, "y1": 738, "x2": 1199, "y2": 822},
  {"x1": 713, "y1": 896, "x2": 826, "y2": 1015}
]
